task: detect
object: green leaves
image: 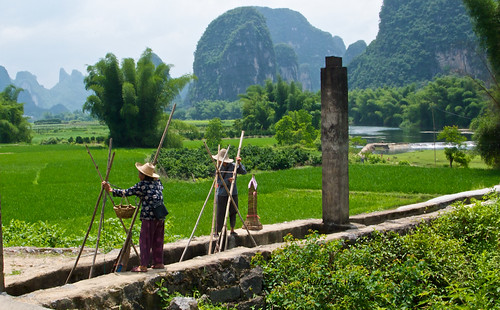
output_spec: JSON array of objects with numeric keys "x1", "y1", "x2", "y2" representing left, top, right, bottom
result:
[
  {"x1": 0, "y1": 85, "x2": 32, "y2": 143},
  {"x1": 255, "y1": 195, "x2": 500, "y2": 308},
  {"x1": 83, "y1": 48, "x2": 194, "y2": 147}
]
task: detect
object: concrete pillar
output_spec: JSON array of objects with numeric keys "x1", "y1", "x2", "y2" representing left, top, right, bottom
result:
[{"x1": 321, "y1": 56, "x2": 349, "y2": 226}]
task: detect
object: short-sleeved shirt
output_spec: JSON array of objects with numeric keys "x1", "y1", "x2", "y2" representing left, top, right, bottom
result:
[
  {"x1": 216, "y1": 162, "x2": 247, "y2": 196},
  {"x1": 112, "y1": 179, "x2": 164, "y2": 220}
]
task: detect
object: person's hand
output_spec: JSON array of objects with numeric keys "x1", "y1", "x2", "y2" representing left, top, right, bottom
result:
[
  {"x1": 101, "y1": 181, "x2": 111, "y2": 192},
  {"x1": 236, "y1": 156, "x2": 242, "y2": 162}
]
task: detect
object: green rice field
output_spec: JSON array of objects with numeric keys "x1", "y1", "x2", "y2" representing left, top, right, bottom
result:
[{"x1": 1, "y1": 143, "x2": 499, "y2": 245}]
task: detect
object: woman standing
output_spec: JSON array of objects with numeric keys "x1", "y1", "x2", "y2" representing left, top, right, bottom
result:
[{"x1": 102, "y1": 162, "x2": 168, "y2": 272}]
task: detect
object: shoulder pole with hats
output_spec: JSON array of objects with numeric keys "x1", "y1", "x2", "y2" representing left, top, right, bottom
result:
[{"x1": 113, "y1": 103, "x2": 176, "y2": 271}]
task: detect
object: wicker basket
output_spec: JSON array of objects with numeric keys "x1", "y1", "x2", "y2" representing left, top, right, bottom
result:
[{"x1": 114, "y1": 204, "x2": 136, "y2": 219}]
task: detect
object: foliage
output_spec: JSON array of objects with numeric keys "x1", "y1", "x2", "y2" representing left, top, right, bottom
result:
[
  {"x1": 437, "y1": 125, "x2": 472, "y2": 167},
  {"x1": 237, "y1": 78, "x2": 320, "y2": 135},
  {"x1": 348, "y1": 0, "x2": 483, "y2": 89},
  {"x1": 0, "y1": 85, "x2": 32, "y2": 143},
  {"x1": 1, "y1": 218, "x2": 146, "y2": 252},
  {"x1": 204, "y1": 118, "x2": 224, "y2": 149},
  {"x1": 274, "y1": 110, "x2": 319, "y2": 147},
  {"x1": 154, "y1": 144, "x2": 314, "y2": 180},
  {"x1": 463, "y1": 0, "x2": 500, "y2": 169},
  {"x1": 186, "y1": 100, "x2": 242, "y2": 120},
  {"x1": 472, "y1": 113, "x2": 500, "y2": 168},
  {"x1": 83, "y1": 48, "x2": 193, "y2": 147},
  {"x1": 254, "y1": 194, "x2": 500, "y2": 308},
  {"x1": 349, "y1": 75, "x2": 488, "y2": 130}
]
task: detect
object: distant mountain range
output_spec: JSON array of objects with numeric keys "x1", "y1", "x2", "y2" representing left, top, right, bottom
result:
[
  {"x1": 0, "y1": 65, "x2": 90, "y2": 120},
  {"x1": 1, "y1": 1, "x2": 489, "y2": 118}
]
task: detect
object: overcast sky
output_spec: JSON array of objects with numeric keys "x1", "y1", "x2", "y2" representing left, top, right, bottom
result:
[{"x1": 0, "y1": 0, "x2": 383, "y2": 88}]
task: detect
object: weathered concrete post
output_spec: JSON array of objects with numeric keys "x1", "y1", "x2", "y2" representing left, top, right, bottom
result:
[{"x1": 321, "y1": 56, "x2": 349, "y2": 228}]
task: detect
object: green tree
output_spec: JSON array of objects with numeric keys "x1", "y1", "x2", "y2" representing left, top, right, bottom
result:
[
  {"x1": 0, "y1": 85, "x2": 32, "y2": 143},
  {"x1": 463, "y1": 0, "x2": 500, "y2": 168},
  {"x1": 83, "y1": 48, "x2": 193, "y2": 147},
  {"x1": 438, "y1": 125, "x2": 471, "y2": 168},
  {"x1": 204, "y1": 117, "x2": 223, "y2": 149},
  {"x1": 274, "y1": 110, "x2": 318, "y2": 147}
]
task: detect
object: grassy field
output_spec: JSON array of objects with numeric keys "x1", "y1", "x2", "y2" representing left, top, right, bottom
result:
[
  {"x1": 32, "y1": 121, "x2": 108, "y2": 144},
  {"x1": 1, "y1": 143, "x2": 499, "y2": 246},
  {"x1": 389, "y1": 149, "x2": 488, "y2": 169}
]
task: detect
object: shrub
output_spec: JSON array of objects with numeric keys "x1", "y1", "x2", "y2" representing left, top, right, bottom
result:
[{"x1": 253, "y1": 193, "x2": 500, "y2": 309}]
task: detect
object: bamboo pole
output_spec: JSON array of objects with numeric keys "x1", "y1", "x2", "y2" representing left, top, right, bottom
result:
[
  {"x1": 208, "y1": 145, "x2": 220, "y2": 255},
  {"x1": 85, "y1": 145, "x2": 139, "y2": 257},
  {"x1": 203, "y1": 134, "x2": 258, "y2": 251},
  {"x1": 89, "y1": 141, "x2": 113, "y2": 278},
  {"x1": 179, "y1": 146, "x2": 229, "y2": 262},
  {"x1": 114, "y1": 104, "x2": 176, "y2": 270},
  {"x1": 65, "y1": 152, "x2": 115, "y2": 284}
]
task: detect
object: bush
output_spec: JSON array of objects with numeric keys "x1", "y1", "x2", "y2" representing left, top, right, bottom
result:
[{"x1": 253, "y1": 193, "x2": 500, "y2": 309}]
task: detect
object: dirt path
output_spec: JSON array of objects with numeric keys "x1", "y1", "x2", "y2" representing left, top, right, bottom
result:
[{"x1": 2, "y1": 247, "x2": 94, "y2": 286}]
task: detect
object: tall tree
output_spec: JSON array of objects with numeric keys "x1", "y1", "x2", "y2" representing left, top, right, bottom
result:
[
  {"x1": 463, "y1": 0, "x2": 500, "y2": 168},
  {"x1": 83, "y1": 48, "x2": 193, "y2": 147},
  {"x1": 0, "y1": 85, "x2": 32, "y2": 143}
]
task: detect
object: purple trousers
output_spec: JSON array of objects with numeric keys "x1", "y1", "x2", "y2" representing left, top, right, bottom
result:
[{"x1": 139, "y1": 219, "x2": 164, "y2": 266}]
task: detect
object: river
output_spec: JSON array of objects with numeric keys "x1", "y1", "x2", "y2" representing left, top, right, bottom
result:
[{"x1": 349, "y1": 126, "x2": 475, "y2": 153}]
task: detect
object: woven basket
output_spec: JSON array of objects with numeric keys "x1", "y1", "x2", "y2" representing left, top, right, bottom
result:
[{"x1": 114, "y1": 204, "x2": 136, "y2": 219}]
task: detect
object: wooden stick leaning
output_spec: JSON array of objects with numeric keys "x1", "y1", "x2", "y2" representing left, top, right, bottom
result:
[
  {"x1": 114, "y1": 103, "x2": 176, "y2": 271},
  {"x1": 179, "y1": 145, "x2": 230, "y2": 262},
  {"x1": 203, "y1": 136, "x2": 258, "y2": 251},
  {"x1": 208, "y1": 145, "x2": 221, "y2": 255},
  {"x1": 85, "y1": 145, "x2": 139, "y2": 258},
  {"x1": 65, "y1": 151, "x2": 115, "y2": 284}
]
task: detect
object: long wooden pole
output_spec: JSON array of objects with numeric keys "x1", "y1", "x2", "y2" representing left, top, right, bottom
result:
[
  {"x1": 204, "y1": 140, "x2": 257, "y2": 249},
  {"x1": 208, "y1": 145, "x2": 220, "y2": 255},
  {"x1": 115, "y1": 104, "x2": 176, "y2": 270},
  {"x1": 220, "y1": 132, "x2": 244, "y2": 251},
  {"x1": 85, "y1": 145, "x2": 139, "y2": 257},
  {"x1": 66, "y1": 152, "x2": 115, "y2": 284},
  {"x1": 179, "y1": 146, "x2": 229, "y2": 262},
  {"x1": 89, "y1": 141, "x2": 113, "y2": 278}
]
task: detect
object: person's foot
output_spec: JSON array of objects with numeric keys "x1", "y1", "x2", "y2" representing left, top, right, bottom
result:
[
  {"x1": 230, "y1": 230, "x2": 238, "y2": 236},
  {"x1": 152, "y1": 264, "x2": 165, "y2": 269},
  {"x1": 131, "y1": 265, "x2": 147, "y2": 272}
]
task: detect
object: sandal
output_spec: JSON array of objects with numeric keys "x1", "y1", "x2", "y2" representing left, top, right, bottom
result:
[
  {"x1": 152, "y1": 264, "x2": 165, "y2": 269},
  {"x1": 131, "y1": 266, "x2": 147, "y2": 272}
]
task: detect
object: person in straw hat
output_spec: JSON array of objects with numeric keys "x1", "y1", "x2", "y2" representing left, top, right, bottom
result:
[
  {"x1": 212, "y1": 148, "x2": 247, "y2": 236},
  {"x1": 102, "y1": 162, "x2": 168, "y2": 272}
]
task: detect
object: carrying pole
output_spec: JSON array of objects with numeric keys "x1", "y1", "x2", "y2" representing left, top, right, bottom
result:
[
  {"x1": 114, "y1": 103, "x2": 176, "y2": 270},
  {"x1": 66, "y1": 152, "x2": 115, "y2": 284}
]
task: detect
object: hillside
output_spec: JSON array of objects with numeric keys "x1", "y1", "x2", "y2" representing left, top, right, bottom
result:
[
  {"x1": 185, "y1": 6, "x2": 354, "y2": 105},
  {"x1": 348, "y1": 0, "x2": 487, "y2": 89}
]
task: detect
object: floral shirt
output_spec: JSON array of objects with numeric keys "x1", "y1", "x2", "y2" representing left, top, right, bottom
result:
[{"x1": 112, "y1": 179, "x2": 164, "y2": 220}]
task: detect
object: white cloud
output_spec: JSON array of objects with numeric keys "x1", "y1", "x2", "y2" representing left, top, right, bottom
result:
[{"x1": 0, "y1": 0, "x2": 383, "y2": 88}]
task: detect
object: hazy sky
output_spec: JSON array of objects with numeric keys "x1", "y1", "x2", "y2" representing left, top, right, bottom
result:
[{"x1": 0, "y1": 0, "x2": 383, "y2": 88}]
